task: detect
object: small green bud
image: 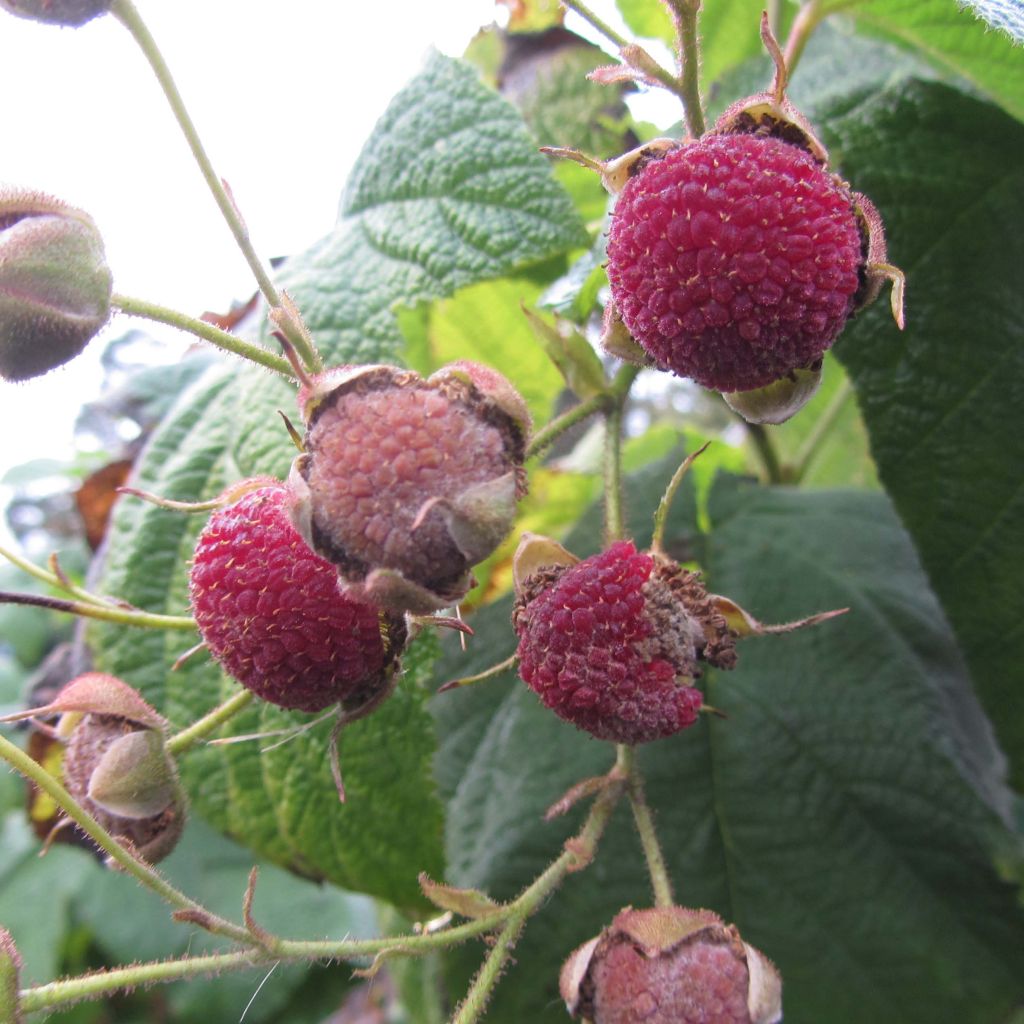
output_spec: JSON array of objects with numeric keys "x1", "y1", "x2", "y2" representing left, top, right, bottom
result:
[
  {"x1": 0, "y1": 188, "x2": 112, "y2": 382},
  {"x1": 0, "y1": 0, "x2": 110, "y2": 27}
]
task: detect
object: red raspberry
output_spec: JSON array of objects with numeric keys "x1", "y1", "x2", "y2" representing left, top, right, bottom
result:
[
  {"x1": 189, "y1": 482, "x2": 406, "y2": 713},
  {"x1": 512, "y1": 541, "x2": 733, "y2": 745},
  {"x1": 560, "y1": 907, "x2": 782, "y2": 1024},
  {"x1": 292, "y1": 363, "x2": 529, "y2": 613},
  {"x1": 606, "y1": 133, "x2": 863, "y2": 393}
]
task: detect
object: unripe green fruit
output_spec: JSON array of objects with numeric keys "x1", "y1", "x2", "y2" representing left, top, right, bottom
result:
[{"x1": 0, "y1": 188, "x2": 112, "y2": 382}]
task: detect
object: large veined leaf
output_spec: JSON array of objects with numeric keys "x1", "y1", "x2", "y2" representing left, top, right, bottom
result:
[
  {"x1": 848, "y1": 0, "x2": 1024, "y2": 120},
  {"x1": 90, "y1": 51, "x2": 587, "y2": 909},
  {"x1": 821, "y1": 80, "x2": 1024, "y2": 786},
  {"x1": 433, "y1": 472, "x2": 1024, "y2": 1023}
]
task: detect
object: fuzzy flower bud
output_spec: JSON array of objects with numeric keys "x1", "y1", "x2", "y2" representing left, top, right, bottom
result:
[
  {"x1": 0, "y1": 0, "x2": 111, "y2": 27},
  {"x1": 560, "y1": 907, "x2": 782, "y2": 1024},
  {"x1": 0, "y1": 188, "x2": 112, "y2": 382}
]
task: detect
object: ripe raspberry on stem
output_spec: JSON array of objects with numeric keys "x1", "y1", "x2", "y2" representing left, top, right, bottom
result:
[
  {"x1": 189, "y1": 480, "x2": 407, "y2": 716},
  {"x1": 288, "y1": 361, "x2": 530, "y2": 614},
  {"x1": 551, "y1": 13, "x2": 904, "y2": 425},
  {"x1": 512, "y1": 530, "x2": 845, "y2": 745},
  {"x1": 560, "y1": 906, "x2": 782, "y2": 1024}
]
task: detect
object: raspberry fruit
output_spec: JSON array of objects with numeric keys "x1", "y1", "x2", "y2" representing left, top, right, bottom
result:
[
  {"x1": 512, "y1": 539, "x2": 734, "y2": 745},
  {"x1": 291, "y1": 362, "x2": 529, "y2": 614},
  {"x1": 560, "y1": 906, "x2": 782, "y2": 1024},
  {"x1": 606, "y1": 132, "x2": 862, "y2": 394},
  {"x1": 190, "y1": 481, "x2": 407, "y2": 713}
]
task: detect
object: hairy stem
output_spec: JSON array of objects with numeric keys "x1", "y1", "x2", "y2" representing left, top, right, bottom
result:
[
  {"x1": 664, "y1": 0, "x2": 707, "y2": 136},
  {"x1": 526, "y1": 392, "x2": 611, "y2": 460},
  {"x1": 452, "y1": 918, "x2": 526, "y2": 1024},
  {"x1": 112, "y1": 293, "x2": 295, "y2": 379},
  {"x1": 0, "y1": 734, "x2": 252, "y2": 945},
  {"x1": 19, "y1": 951, "x2": 265, "y2": 1014},
  {"x1": 621, "y1": 746, "x2": 675, "y2": 907},
  {"x1": 108, "y1": 0, "x2": 322, "y2": 373},
  {"x1": 166, "y1": 690, "x2": 255, "y2": 756},
  {"x1": 783, "y1": 0, "x2": 825, "y2": 75},
  {"x1": 603, "y1": 365, "x2": 640, "y2": 545}
]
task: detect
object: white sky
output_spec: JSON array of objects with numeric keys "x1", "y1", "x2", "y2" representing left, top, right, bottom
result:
[{"x1": 0, "y1": 0, "x2": 669, "y2": 550}]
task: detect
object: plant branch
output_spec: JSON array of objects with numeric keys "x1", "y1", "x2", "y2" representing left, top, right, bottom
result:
[
  {"x1": 663, "y1": 0, "x2": 706, "y2": 136},
  {"x1": 19, "y1": 951, "x2": 265, "y2": 1014},
  {"x1": 620, "y1": 746, "x2": 675, "y2": 907},
  {"x1": 108, "y1": 0, "x2": 322, "y2": 373},
  {"x1": 603, "y1": 364, "x2": 640, "y2": 544},
  {"x1": 0, "y1": 734, "x2": 252, "y2": 946},
  {"x1": 112, "y1": 293, "x2": 295, "y2": 379},
  {"x1": 452, "y1": 918, "x2": 526, "y2": 1024},
  {"x1": 0, "y1": 591, "x2": 196, "y2": 631},
  {"x1": 166, "y1": 690, "x2": 255, "y2": 756},
  {"x1": 526, "y1": 392, "x2": 611, "y2": 460}
]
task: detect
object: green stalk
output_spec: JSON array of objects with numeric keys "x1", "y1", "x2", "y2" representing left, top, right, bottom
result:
[
  {"x1": 0, "y1": 735, "x2": 251, "y2": 946},
  {"x1": 166, "y1": 690, "x2": 255, "y2": 756},
  {"x1": 19, "y1": 952, "x2": 264, "y2": 1014},
  {"x1": 108, "y1": 0, "x2": 322, "y2": 373},
  {"x1": 112, "y1": 293, "x2": 295, "y2": 379},
  {"x1": 664, "y1": 0, "x2": 706, "y2": 137},
  {"x1": 526, "y1": 392, "x2": 611, "y2": 460},
  {"x1": 0, "y1": 591, "x2": 195, "y2": 631},
  {"x1": 620, "y1": 746, "x2": 675, "y2": 907},
  {"x1": 602, "y1": 364, "x2": 640, "y2": 545}
]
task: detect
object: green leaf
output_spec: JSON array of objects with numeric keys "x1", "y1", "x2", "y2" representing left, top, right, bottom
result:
[
  {"x1": 92, "y1": 52, "x2": 587, "y2": 907},
  {"x1": 433, "y1": 477, "x2": 1024, "y2": 1023},
  {"x1": 822, "y1": 80, "x2": 1024, "y2": 785},
  {"x1": 847, "y1": 0, "x2": 1024, "y2": 120}
]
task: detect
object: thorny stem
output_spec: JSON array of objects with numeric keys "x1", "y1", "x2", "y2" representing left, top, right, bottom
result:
[
  {"x1": 620, "y1": 746, "x2": 675, "y2": 907},
  {"x1": 9, "y1": 737, "x2": 627, "y2": 1017},
  {"x1": 19, "y1": 952, "x2": 266, "y2": 1014},
  {"x1": 525, "y1": 391, "x2": 611, "y2": 459},
  {"x1": 791, "y1": 377, "x2": 853, "y2": 483},
  {"x1": 112, "y1": 293, "x2": 296, "y2": 380},
  {"x1": 108, "y1": 0, "x2": 323, "y2": 374},
  {"x1": 663, "y1": 0, "x2": 707, "y2": 137},
  {"x1": 0, "y1": 734, "x2": 252, "y2": 947},
  {"x1": 165, "y1": 690, "x2": 255, "y2": 756},
  {"x1": 603, "y1": 364, "x2": 640, "y2": 545}
]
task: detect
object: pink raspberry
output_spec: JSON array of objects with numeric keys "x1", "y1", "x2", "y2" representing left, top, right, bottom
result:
[
  {"x1": 560, "y1": 907, "x2": 782, "y2": 1024},
  {"x1": 292, "y1": 363, "x2": 529, "y2": 613},
  {"x1": 189, "y1": 482, "x2": 406, "y2": 713},
  {"x1": 606, "y1": 133, "x2": 863, "y2": 393},
  {"x1": 512, "y1": 541, "x2": 733, "y2": 745}
]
